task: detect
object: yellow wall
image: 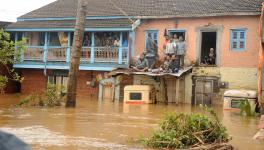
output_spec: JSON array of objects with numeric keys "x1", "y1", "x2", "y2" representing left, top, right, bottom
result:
[{"x1": 183, "y1": 67, "x2": 258, "y2": 105}]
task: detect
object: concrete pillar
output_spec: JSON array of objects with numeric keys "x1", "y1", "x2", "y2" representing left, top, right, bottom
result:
[
  {"x1": 118, "y1": 32, "x2": 123, "y2": 64},
  {"x1": 90, "y1": 32, "x2": 95, "y2": 63}
]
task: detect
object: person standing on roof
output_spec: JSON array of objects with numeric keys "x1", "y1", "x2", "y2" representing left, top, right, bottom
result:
[
  {"x1": 165, "y1": 37, "x2": 176, "y2": 56},
  {"x1": 177, "y1": 36, "x2": 186, "y2": 69}
]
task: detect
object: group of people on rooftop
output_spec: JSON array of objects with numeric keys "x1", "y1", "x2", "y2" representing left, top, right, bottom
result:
[
  {"x1": 132, "y1": 32, "x2": 217, "y2": 73},
  {"x1": 132, "y1": 33, "x2": 186, "y2": 73}
]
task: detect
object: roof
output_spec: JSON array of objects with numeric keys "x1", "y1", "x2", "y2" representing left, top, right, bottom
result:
[
  {"x1": 7, "y1": 0, "x2": 263, "y2": 30},
  {"x1": 7, "y1": 19, "x2": 133, "y2": 30},
  {"x1": 108, "y1": 66, "x2": 193, "y2": 78},
  {"x1": 0, "y1": 21, "x2": 11, "y2": 28},
  {"x1": 19, "y1": 0, "x2": 262, "y2": 19}
]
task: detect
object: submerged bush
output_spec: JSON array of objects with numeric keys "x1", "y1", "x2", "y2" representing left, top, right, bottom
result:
[
  {"x1": 19, "y1": 83, "x2": 65, "y2": 107},
  {"x1": 239, "y1": 99, "x2": 256, "y2": 116},
  {"x1": 142, "y1": 107, "x2": 230, "y2": 149}
]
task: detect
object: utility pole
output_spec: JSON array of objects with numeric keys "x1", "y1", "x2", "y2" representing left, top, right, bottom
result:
[{"x1": 66, "y1": 0, "x2": 86, "y2": 107}]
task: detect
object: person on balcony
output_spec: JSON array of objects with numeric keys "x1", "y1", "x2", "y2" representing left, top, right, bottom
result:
[
  {"x1": 122, "y1": 38, "x2": 128, "y2": 47},
  {"x1": 176, "y1": 36, "x2": 186, "y2": 68},
  {"x1": 101, "y1": 33, "x2": 108, "y2": 46},
  {"x1": 113, "y1": 37, "x2": 120, "y2": 47},
  {"x1": 83, "y1": 35, "x2": 91, "y2": 47},
  {"x1": 132, "y1": 53, "x2": 149, "y2": 72},
  {"x1": 95, "y1": 35, "x2": 101, "y2": 46}
]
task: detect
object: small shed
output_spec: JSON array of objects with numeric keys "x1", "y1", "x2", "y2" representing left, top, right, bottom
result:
[{"x1": 107, "y1": 66, "x2": 193, "y2": 104}]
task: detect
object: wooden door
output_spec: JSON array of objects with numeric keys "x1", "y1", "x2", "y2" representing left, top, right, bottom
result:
[
  {"x1": 103, "y1": 85, "x2": 113, "y2": 100},
  {"x1": 166, "y1": 79, "x2": 176, "y2": 103},
  {"x1": 195, "y1": 79, "x2": 213, "y2": 106}
]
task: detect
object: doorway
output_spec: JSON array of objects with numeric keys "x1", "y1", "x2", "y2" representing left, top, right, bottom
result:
[
  {"x1": 192, "y1": 76, "x2": 219, "y2": 106},
  {"x1": 200, "y1": 32, "x2": 217, "y2": 65}
]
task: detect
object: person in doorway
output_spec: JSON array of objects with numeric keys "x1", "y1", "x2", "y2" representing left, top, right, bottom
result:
[
  {"x1": 171, "y1": 34, "x2": 179, "y2": 43},
  {"x1": 205, "y1": 48, "x2": 216, "y2": 65},
  {"x1": 169, "y1": 54, "x2": 180, "y2": 73},
  {"x1": 177, "y1": 36, "x2": 186, "y2": 68},
  {"x1": 132, "y1": 53, "x2": 149, "y2": 72}
]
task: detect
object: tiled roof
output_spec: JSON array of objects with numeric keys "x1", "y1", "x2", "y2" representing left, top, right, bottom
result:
[
  {"x1": 0, "y1": 21, "x2": 11, "y2": 28},
  {"x1": 19, "y1": 0, "x2": 262, "y2": 19},
  {"x1": 7, "y1": 19, "x2": 133, "y2": 29},
  {"x1": 7, "y1": 0, "x2": 263, "y2": 30}
]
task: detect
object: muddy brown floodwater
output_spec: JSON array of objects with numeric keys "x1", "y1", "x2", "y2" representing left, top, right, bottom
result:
[{"x1": 0, "y1": 94, "x2": 264, "y2": 150}]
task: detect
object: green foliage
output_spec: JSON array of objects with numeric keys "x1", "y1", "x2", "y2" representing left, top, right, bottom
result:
[
  {"x1": 142, "y1": 106, "x2": 229, "y2": 149},
  {"x1": 0, "y1": 76, "x2": 8, "y2": 92},
  {"x1": 239, "y1": 99, "x2": 256, "y2": 116},
  {"x1": 0, "y1": 29, "x2": 26, "y2": 92},
  {"x1": 19, "y1": 83, "x2": 65, "y2": 107}
]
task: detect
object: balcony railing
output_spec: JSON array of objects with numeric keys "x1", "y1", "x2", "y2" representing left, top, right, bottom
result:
[
  {"x1": 22, "y1": 46, "x2": 129, "y2": 65},
  {"x1": 24, "y1": 46, "x2": 44, "y2": 61},
  {"x1": 47, "y1": 47, "x2": 67, "y2": 62}
]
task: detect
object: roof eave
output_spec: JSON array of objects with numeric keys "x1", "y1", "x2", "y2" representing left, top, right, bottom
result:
[{"x1": 136, "y1": 12, "x2": 261, "y2": 19}]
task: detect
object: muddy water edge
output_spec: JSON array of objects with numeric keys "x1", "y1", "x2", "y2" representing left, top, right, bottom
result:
[{"x1": 0, "y1": 94, "x2": 263, "y2": 150}]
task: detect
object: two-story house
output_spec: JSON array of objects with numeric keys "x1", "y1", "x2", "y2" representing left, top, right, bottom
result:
[{"x1": 6, "y1": 0, "x2": 263, "y2": 105}]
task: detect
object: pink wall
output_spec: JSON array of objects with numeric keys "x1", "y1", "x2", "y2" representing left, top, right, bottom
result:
[{"x1": 134, "y1": 16, "x2": 260, "y2": 68}]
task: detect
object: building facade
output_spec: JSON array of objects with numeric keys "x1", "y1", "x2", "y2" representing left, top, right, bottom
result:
[{"x1": 6, "y1": 0, "x2": 263, "y2": 104}]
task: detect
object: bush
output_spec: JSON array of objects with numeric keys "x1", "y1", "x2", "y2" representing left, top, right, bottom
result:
[
  {"x1": 19, "y1": 83, "x2": 65, "y2": 107},
  {"x1": 239, "y1": 99, "x2": 256, "y2": 116},
  {"x1": 142, "y1": 107, "x2": 230, "y2": 149}
]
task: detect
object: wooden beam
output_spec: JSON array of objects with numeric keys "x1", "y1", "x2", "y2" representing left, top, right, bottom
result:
[{"x1": 175, "y1": 78, "x2": 180, "y2": 105}]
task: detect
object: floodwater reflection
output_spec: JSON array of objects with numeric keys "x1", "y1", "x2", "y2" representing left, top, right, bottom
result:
[{"x1": 0, "y1": 94, "x2": 264, "y2": 150}]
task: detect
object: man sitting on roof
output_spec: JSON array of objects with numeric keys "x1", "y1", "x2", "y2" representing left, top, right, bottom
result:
[
  {"x1": 169, "y1": 54, "x2": 180, "y2": 73},
  {"x1": 132, "y1": 53, "x2": 149, "y2": 72}
]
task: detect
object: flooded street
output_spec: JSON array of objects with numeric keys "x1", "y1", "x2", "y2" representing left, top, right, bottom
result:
[{"x1": 0, "y1": 94, "x2": 264, "y2": 150}]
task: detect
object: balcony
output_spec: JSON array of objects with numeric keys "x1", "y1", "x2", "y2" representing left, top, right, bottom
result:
[
  {"x1": 16, "y1": 46, "x2": 129, "y2": 71},
  {"x1": 12, "y1": 31, "x2": 131, "y2": 71}
]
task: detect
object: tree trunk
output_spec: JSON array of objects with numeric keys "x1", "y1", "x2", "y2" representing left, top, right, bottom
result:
[{"x1": 66, "y1": 0, "x2": 86, "y2": 107}]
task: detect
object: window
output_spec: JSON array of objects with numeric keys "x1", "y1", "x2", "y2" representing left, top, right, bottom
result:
[
  {"x1": 145, "y1": 30, "x2": 158, "y2": 52},
  {"x1": 231, "y1": 29, "x2": 246, "y2": 51},
  {"x1": 168, "y1": 30, "x2": 186, "y2": 40}
]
